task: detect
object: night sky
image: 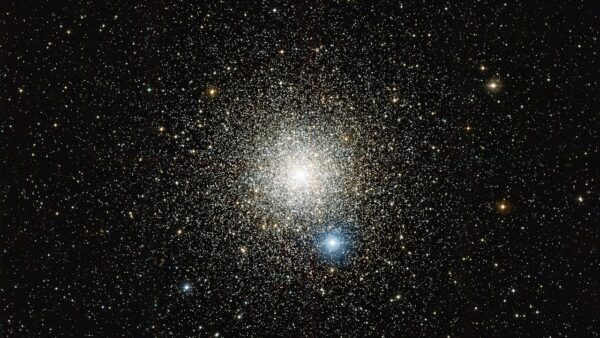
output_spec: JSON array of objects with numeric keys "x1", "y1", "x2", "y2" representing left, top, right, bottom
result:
[{"x1": 2, "y1": 1, "x2": 600, "y2": 337}]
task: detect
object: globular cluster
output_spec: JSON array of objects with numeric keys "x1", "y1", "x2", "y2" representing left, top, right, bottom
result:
[{"x1": 2, "y1": 1, "x2": 600, "y2": 337}]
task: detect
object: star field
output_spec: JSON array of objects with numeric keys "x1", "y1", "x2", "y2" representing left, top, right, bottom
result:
[{"x1": 2, "y1": 1, "x2": 600, "y2": 337}]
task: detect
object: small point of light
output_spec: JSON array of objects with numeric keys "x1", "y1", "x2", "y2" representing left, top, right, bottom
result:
[
  {"x1": 486, "y1": 79, "x2": 502, "y2": 92},
  {"x1": 496, "y1": 200, "x2": 511, "y2": 214},
  {"x1": 207, "y1": 87, "x2": 219, "y2": 97}
]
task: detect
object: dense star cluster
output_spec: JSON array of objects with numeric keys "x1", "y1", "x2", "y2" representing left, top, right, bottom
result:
[{"x1": 2, "y1": 1, "x2": 599, "y2": 337}]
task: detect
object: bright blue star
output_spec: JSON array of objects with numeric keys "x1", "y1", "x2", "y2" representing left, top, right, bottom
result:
[
  {"x1": 318, "y1": 231, "x2": 351, "y2": 264},
  {"x1": 325, "y1": 235, "x2": 341, "y2": 252},
  {"x1": 315, "y1": 219, "x2": 358, "y2": 265},
  {"x1": 181, "y1": 282, "x2": 192, "y2": 293}
]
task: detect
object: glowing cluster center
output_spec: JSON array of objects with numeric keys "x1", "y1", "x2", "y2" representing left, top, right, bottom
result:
[{"x1": 289, "y1": 164, "x2": 311, "y2": 188}]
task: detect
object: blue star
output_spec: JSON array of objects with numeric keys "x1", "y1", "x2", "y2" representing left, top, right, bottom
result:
[
  {"x1": 315, "y1": 219, "x2": 358, "y2": 265},
  {"x1": 325, "y1": 235, "x2": 341, "y2": 252},
  {"x1": 318, "y1": 231, "x2": 351, "y2": 264},
  {"x1": 181, "y1": 282, "x2": 192, "y2": 293}
]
